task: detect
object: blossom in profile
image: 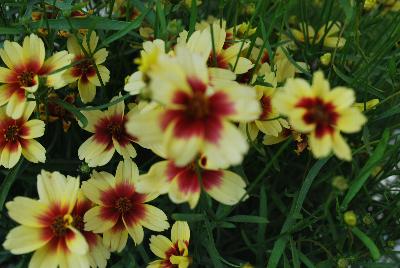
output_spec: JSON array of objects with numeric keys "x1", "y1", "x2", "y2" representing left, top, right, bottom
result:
[
  {"x1": 290, "y1": 21, "x2": 346, "y2": 48},
  {"x1": 273, "y1": 71, "x2": 366, "y2": 160},
  {"x1": 147, "y1": 221, "x2": 192, "y2": 268},
  {"x1": 0, "y1": 33, "x2": 71, "y2": 118},
  {"x1": 72, "y1": 191, "x2": 110, "y2": 268},
  {"x1": 0, "y1": 101, "x2": 45, "y2": 168},
  {"x1": 2, "y1": 171, "x2": 89, "y2": 267},
  {"x1": 127, "y1": 46, "x2": 260, "y2": 169},
  {"x1": 82, "y1": 160, "x2": 169, "y2": 252},
  {"x1": 78, "y1": 95, "x2": 137, "y2": 167},
  {"x1": 208, "y1": 23, "x2": 254, "y2": 74},
  {"x1": 63, "y1": 31, "x2": 110, "y2": 103},
  {"x1": 137, "y1": 155, "x2": 247, "y2": 209},
  {"x1": 124, "y1": 39, "x2": 166, "y2": 95}
]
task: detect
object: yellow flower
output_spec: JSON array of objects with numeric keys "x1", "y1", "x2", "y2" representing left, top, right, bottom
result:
[
  {"x1": 240, "y1": 64, "x2": 289, "y2": 140},
  {"x1": 125, "y1": 39, "x2": 166, "y2": 95},
  {"x1": 0, "y1": 34, "x2": 71, "y2": 119},
  {"x1": 63, "y1": 31, "x2": 110, "y2": 103},
  {"x1": 208, "y1": 23, "x2": 254, "y2": 74},
  {"x1": 291, "y1": 21, "x2": 346, "y2": 49},
  {"x1": 273, "y1": 71, "x2": 366, "y2": 161},
  {"x1": 320, "y1": 53, "x2": 332, "y2": 66},
  {"x1": 81, "y1": 160, "x2": 169, "y2": 251},
  {"x1": 127, "y1": 46, "x2": 260, "y2": 169},
  {"x1": 0, "y1": 101, "x2": 45, "y2": 168},
  {"x1": 137, "y1": 155, "x2": 247, "y2": 209},
  {"x1": 147, "y1": 221, "x2": 192, "y2": 268},
  {"x1": 3, "y1": 171, "x2": 90, "y2": 267},
  {"x1": 353, "y1": 99, "x2": 379, "y2": 111},
  {"x1": 78, "y1": 95, "x2": 138, "y2": 167}
]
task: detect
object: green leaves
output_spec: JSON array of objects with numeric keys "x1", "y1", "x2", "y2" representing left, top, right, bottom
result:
[
  {"x1": 0, "y1": 159, "x2": 26, "y2": 211},
  {"x1": 341, "y1": 129, "x2": 390, "y2": 211},
  {"x1": 351, "y1": 227, "x2": 381, "y2": 261}
]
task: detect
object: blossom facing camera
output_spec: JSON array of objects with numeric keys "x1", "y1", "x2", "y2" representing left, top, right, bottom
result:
[
  {"x1": 2, "y1": 171, "x2": 90, "y2": 268},
  {"x1": 0, "y1": 34, "x2": 71, "y2": 119},
  {"x1": 147, "y1": 221, "x2": 192, "y2": 268},
  {"x1": 0, "y1": 101, "x2": 46, "y2": 168},
  {"x1": 273, "y1": 71, "x2": 366, "y2": 161},
  {"x1": 81, "y1": 160, "x2": 169, "y2": 252}
]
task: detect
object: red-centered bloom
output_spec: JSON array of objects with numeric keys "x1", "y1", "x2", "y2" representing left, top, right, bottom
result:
[
  {"x1": 0, "y1": 101, "x2": 45, "y2": 168},
  {"x1": 2, "y1": 171, "x2": 90, "y2": 268},
  {"x1": 147, "y1": 221, "x2": 192, "y2": 268},
  {"x1": 0, "y1": 34, "x2": 72, "y2": 119},
  {"x1": 63, "y1": 31, "x2": 110, "y2": 103},
  {"x1": 82, "y1": 160, "x2": 169, "y2": 252},
  {"x1": 273, "y1": 71, "x2": 367, "y2": 160},
  {"x1": 78, "y1": 95, "x2": 137, "y2": 167},
  {"x1": 127, "y1": 46, "x2": 261, "y2": 169},
  {"x1": 72, "y1": 192, "x2": 110, "y2": 268},
  {"x1": 137, "y1": 156, "x2": 247, "y2": 209}
]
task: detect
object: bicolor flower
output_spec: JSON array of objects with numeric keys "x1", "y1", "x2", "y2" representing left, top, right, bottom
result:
[
  {"x1": 290, "y1": 21, "x2": 346, "y2": 49},
  {"x1": 63, "y1": 31, "x2": 110, "y2": 103},
  {"x1": 208, "y1": 23, "x2": 254, "y2": 74},
  {"x1": 72, "y1": 191, "x2": 110, "y2": 268},
  {"x1": 81, "y1": 160, "x2": 169, "y2": 251},
  {"x1": 137, "y1": 155, "x2": 247, "y2": 209},
  {"x1": 3, "y1": 171, "x2": 90, "y2": 268},
  {"x1": 240, "y1": 64, "x2": 289, "y2": 140},
  {"x1": 78, "y1": 95, "x2": 137, "y2": 167},
  {"x1": 273, "y1": 71, "x2": 366, "y2": 160},
  {"x1": 147, "y1": 221, "x2": 192, "y2": 268},
  {"x1": 0, "y1": 33, "x2": 71, "y2": 119},
  {"x1": 127, "y1": 46, "x2": 260, "y2": 169},
  {"x1": 0, "y1": 101, "x2": 45, "y2": 168},
  {"x1": 124, "y1": 39, "x2": 166, "y2": 95}
]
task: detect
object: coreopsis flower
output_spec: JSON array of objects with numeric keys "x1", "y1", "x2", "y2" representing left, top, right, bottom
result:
[
  {"x1": 137, "y1": 155, "x2": 247, "y2": 209},
  {"x1": 63, "y1": 31, "x2": 110, "y2": 103},
  {"x1": 273, "y1": 71, "x2": 366, "y2": 160},
  {"x1": 240, "y1": 64, "x2": 289, "y2": 140},
  {"x1": 208, "y1": 23, "x2": 254, "y2": 74},
  {"x1": 290, "y1": 21, "x2": 346, "y2": 49},
  {"x1": 3, "y1": 171, "x2": 90, "y2": 267},
  {"x1": 273, "y1": 47, "x2": 307, "y2": 83},
  {"x1": 72, "y1": 191, "x2": 110, "y2": 268},
  {"x1": 78, "y1": 95, "x2": 137, "y2": 167},
  {"x1": 147, "y1": 221, "x2": 191, "y2": 268},
  {"x1": 124, "y1": 39, "x2": 166, "y2": 95},
  {"x1": 113, "y1": 0, "x2": 140, "y2": 20},
  {"x1": 127, "y1": 46, "x2": 261, "y2": 169},
  {"x1": 0, "y1": 33, "x2": 71, "y2": 119},
  {"x1": 0, "y1": 101, "x2": 45, "y2": 168},
  {"x1": 82, "y1": 160, "x2": 169, "y2": 251}
]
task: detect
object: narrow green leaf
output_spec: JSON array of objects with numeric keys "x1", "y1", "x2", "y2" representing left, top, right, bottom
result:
[
  {"x1": 298, "y1": 252, "x2": 316, "y2": 268},
  {"x1": 226, "y1": 215, "x2": 268, "y2": 224},
  {"x1": 341, "y1": 129, "x2": 390, "y2": 210},
  {"x1": 0, "y1": 159, "x2": 25, "y2": 211},
  {"x1": 172, "y1": 213, "x2": 205, "y2": 221},
  {"x1": 351, "y1": 227, "x2": 381, "y2": 261},
  {"x1": 156, "y1": 1, "x2": 167, "y2": 40},
  {"x1": 188, "y1": 0, "x2": 198, "y2": 36},
  {"x1": 102, "y1": 9, "x2": 149, "y2": 46},
  {"x1": 267, "y1": 158, "x2": 330, "y2": 268},
  {"x1": 55, "y1": 99, "x2": 88, "y2": 128}
]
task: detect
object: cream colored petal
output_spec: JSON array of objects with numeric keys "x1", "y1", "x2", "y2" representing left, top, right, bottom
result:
[
  {"x1": 21, "y1": 120, "x2": 45, "y2": 139},
  {"x1": 66, "y1": 227, "x2": 89, "y2": 255},
  {"x1": 93, "y1": 48, "x2": 108, "y2": 65},
  {"x1": 123, "y1": 220, "x2": 144, "y2": 246},
  {"x1": 78, "y1": 78, "x2": 97, "y2": 103},
  {"x1": 308, "y1": 132, "x2": 332, "y2": 159},
  {"x1": 326, "y1": 87, "x2": 355, "y2": 110},
  {"x1": 6, "y1": 197, "x2": 47, "y2": 227},
  {"x1": 28, "y1": 245, "x2": 59, "y2": 268},
  {"x1": 103, "y1": 228, "x2": 129, "y2": 252},
  {"x1": 136, "y1": 161, "x2": 171, "y2": 195},
  {"x1": 140, "y1": 204, "x2": 170, "y2": 232},
  {"x1": 149, "y1": 235, "x2": 173, "y2": 259},
  {"x1": 114, "y1": 159, "x2": 139, "y2": 185},
  {"x1": 21, "y1": 139, "x2": 46, "y2": 164},
  {"x1": 6, "y1": 92, "x2": 26, "y2": 119},
  {"x1": 3, "y1": 225, "x2": 49, "y2": 254},
  {"x1": 1, "y1": 141, "x2": 22, "y2": 168},
  {"x1": 84, "y1": 206, "x2": 118, "y2": 233},
  {"x1": 171, "y1": 221, "x2": 190, "y2": 244},
  {"x1": 337, "y1": 107, "x2": 367, "y2": 133}
]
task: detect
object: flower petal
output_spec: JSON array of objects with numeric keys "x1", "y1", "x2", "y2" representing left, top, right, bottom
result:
[
  {"x1": 6, "y1": 197, "x2": 47, "y2": 227},
  {"x1": 103, "y1": 228, "x2": 129, "y2": 252},
  {"x1": 0, "y1": 141, "x2": 22, "y2": 168},
  {"x1": 171, "y1": 221, "x2": 190, "y2": 244},
  {"x1": 66, "y1": 227, "x2": 89, "y2": 255},
  {"x1": 140, "y1": 204, "x2": 170, "y2": 232},
  {"x1": 84, "y1": 206, "x2": 118, "y2": 233},
  {"x1": 332, "y1": 131, "x2": 352, "y2": 161},
  {"x1": 149, "y1": 235, "x2": 173, "y2": 259},
  {"x1": 2, "y1": 225, "x2": 49, "y2": 254}
]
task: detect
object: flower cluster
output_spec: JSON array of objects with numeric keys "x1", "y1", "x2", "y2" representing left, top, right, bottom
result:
[{"x1": 0, "y1": 4, "x2": 374, "y2": 266}]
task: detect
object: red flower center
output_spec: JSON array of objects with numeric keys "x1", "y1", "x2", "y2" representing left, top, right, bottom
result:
[
  {"x1": 186, "y1": 91, "x2": 209, "y2": 120},
  {"x1": 115, "y1": 197, "x2": 132, "y2": 214},
  {"x1": 4, "y1": 124, "x2": 20, "y2": 142},
  {"x1": 108, "y1": 122, "x2": 123, "y2": 139},
  {"x1": 18, "y1": 71, "x2": 35, "y2": 87},
  {"x1": 51, "y1": 215, "x2": 72, "y2": 237},
  {"x1": 76, "y1": 58, "x2": 94, "y2": 73},
  {"x1": 259, "y1": 95, "x2": 272, "y2": 120},
  {"x1": 72, "y1": 214, "x2": 84, "y2": 232},
  {"x1": 296, "y1": 97, "x2": 338, "y2": 137}
]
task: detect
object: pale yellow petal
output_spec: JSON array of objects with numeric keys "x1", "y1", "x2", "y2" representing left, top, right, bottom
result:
[
  {"x1": 149, "y1": 235, "x2": 173, "y2": 259},
  {"x1": 332, "y1": 132, "x2": 352, "y2": 161},
  {"x1": 3, "y1": 225, "x2": 49, "y2": 254},
  {"x1": 6, "y1": 197, "x2": 47, "y2": 227},
  {"x1": 140, "y1": 204, "x2": 170, "y2": 232},
  {"x1": 171, "y1": 221, "x2": 190, "y2": 244}
]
